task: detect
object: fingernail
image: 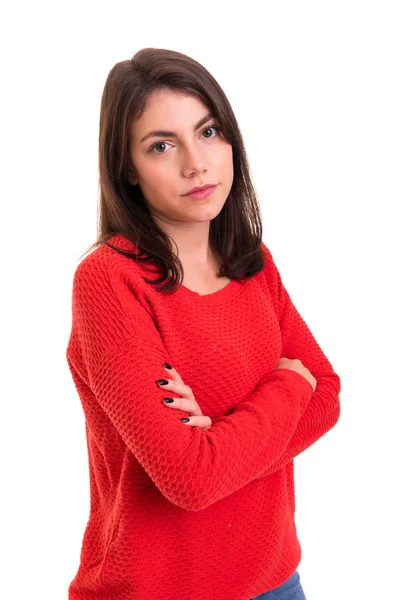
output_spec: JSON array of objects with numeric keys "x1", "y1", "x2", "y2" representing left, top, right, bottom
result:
[
  {"x1": 163, "y1": 398, "x2": 174, "y2": 403},
  {"x1": 157, "y1": 379, "x2": 168, "y2": 385},
  {"x1": 181, "y1": 418, "x2": 190, "y2": 423},
  {"x1": 163, "y1": 363, "x2": 172, "y2": 370}
]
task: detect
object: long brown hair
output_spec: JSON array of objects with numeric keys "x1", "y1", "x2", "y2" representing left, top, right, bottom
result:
[{"x1": 79, "y1": 47, "x2": 267, "y2": 293}]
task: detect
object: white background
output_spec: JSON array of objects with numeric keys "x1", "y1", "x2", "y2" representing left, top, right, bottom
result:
[{"x1": 2, "y1": 1, "x2": 399, "y2": 599}]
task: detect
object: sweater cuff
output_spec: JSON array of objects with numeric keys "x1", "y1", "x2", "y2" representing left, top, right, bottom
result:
[{"x1": 267, "y1": 368, "x2": 314, "y2": 396}]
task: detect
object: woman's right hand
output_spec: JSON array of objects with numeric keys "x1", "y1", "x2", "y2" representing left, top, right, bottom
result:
[
  {"x1": 275, "y1": 357, "x2": 317, "y2": 392},
  {"x1": 159, "y1": 364, "x2": 213, "y2": 430}
]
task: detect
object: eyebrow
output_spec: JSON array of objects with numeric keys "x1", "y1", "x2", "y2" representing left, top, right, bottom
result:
[{"x1": 139, "y1": 112, "x2": 215, "y2": 144}]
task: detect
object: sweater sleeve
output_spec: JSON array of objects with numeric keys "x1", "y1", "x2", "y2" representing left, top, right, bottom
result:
[
  {"x1": 66, "y1": 252, "x2": 315, "y2": 512},
  {"x1": 253, "y1": 244, "x2": 341, "y2": 479}
]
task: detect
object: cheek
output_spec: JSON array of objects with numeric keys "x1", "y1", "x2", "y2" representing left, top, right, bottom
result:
[
  {"x1": 218, "y1": 145, "x2": 234, "y2": 179},
  {"x1": 139, "y1": 161, "x2": 174, "y2": 190},
  {"x1": 217, "y1": 143, "x2": 232, "y2": 162}
]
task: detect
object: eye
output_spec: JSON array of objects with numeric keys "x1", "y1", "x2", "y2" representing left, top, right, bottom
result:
[
  {"x1": 148, "y1": 124, "x2": 221, "y2": 154},
  {"x1": 148, "y1": 140, "x2": 171, "y2": 154},
  {"x1": 202, "y1": 125, "x2": 220, "y2": 139}
]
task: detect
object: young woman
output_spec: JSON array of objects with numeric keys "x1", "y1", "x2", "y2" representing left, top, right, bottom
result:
[{"x1": 66, "y1": 47, "x2": 341, "y2": 600}]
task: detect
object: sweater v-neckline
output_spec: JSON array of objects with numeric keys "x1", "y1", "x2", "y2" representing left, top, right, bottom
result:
[
  {"x1": 108, "y1": 233, "x2": 244, "y2": 304},
  {"x1": 179, "y1": 278, "x2": 243, "y2": 304}
]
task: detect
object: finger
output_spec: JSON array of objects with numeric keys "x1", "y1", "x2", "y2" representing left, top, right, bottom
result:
[
  {"x1": 157, "y1": 378, "x2": 194, "y2": 400},
  {"x1": 180, "y1": 415, "x2": 212, "y2": 430},
  {"x1": 163, "y1": 363, "x2": 183, "y2": 383},
  {"x1": 162, "y1": 396, "x2": 203, "y2": 417}
]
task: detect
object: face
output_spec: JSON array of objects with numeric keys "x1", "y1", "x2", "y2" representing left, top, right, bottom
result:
[{"x1": 127, "y1": 90, "x2": 234, "y2": 230}]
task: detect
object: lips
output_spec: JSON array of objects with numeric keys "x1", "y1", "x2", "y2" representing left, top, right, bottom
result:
[
  {"x1": 183, "y1": 184, "x2": 216, "y2": 196},
  {"x1": 184, "y1": 186, "x2": 217, "y2": 200}
]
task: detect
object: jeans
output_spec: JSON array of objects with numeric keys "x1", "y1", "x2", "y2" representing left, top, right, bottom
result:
[{"x1": 251, "y1": 570, "x2": 306, "y2": 600}]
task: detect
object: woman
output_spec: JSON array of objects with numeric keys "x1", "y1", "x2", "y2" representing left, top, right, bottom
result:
[{"x1": 66, "y1": 47, "x2": 341, "y2": 600}]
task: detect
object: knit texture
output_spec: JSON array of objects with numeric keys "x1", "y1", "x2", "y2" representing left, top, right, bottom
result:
[{"x1": 65, "y1": 233, "x2": 341, "y2": 600}]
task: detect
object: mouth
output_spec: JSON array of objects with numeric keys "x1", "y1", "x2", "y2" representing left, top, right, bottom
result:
[
  {"x1": 182, "y1": 183, "x2": 217, "y2": 196},
  {"x1": 183, "y1": 185, "x2": 218, "y2": 200}
]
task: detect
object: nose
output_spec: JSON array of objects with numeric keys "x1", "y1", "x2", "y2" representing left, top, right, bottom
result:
[{"x1": 182, "y1": 142, "x2": 207, "y2": 177}]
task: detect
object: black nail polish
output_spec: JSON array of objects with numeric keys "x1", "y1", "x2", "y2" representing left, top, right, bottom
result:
[
  {"x1": 163, "y1": 398, "x2": 174, "y2": 403},
  {"x1": 163, "y1": 363, "x2": 172, "y2": 369},
  {"x1": 158, "y1": 379, "x2": 168, "y2": 385},
  {"x1": 181, "y1": 418, "x2": 190, "y2": 423}
]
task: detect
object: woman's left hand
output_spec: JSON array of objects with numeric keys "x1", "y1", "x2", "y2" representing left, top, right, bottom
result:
[{"x1": 158, "y1": 364, "x2": 212, "y2": 431}]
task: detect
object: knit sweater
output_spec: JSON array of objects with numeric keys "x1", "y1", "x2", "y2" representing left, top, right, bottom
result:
[{"x1": 65, "y1": 232, "x2": 341, "y2": 600}]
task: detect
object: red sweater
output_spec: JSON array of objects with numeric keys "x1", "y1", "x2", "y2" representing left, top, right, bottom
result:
[{"x1": 66, "y1": 233, "x2": 341, "y2": 600}]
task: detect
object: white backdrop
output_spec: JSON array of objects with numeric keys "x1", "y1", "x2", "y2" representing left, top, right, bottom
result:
[{"x1": 2, "y1": 1, "x2": 399, "y2": 599}]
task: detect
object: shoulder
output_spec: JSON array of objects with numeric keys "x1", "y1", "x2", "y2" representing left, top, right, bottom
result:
[
  {"x1": 69, "y1": 234, "x2": 161, "y2": 346},
  {"x1": 260, "y1": 240, "x2": 272, "y2": 262},
  {"x1": 69, "y1": 234, "x2": 150, "y2": 330},
  {"x1": 259, "y1": 241, "x2": 280, "y2": 285},
  {"x1": 257, "y1": 241, "x2": 285, "y2": 318},
  {"x1": 72, "y1": 233, "x2": 144, "y2": 290}
]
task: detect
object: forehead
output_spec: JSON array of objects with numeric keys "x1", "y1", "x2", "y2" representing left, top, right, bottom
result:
[{"x1": 130, "y1": 90, "x2": 210, "y2": 138}]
